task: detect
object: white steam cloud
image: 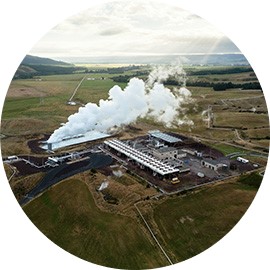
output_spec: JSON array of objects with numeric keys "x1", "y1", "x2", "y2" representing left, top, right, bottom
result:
[
  {"x1": 48, "y1": 64, "x2": 194, "y2": 143},
  {"x1": 98, "y1": 180, "x2": 109, "y2": 191}
]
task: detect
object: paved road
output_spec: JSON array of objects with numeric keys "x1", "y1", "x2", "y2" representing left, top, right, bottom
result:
[{"x1": 20, "y1": 153, "x2": 112, "y2": 206}]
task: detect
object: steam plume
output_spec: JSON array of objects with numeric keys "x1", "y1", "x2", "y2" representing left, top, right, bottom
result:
[
  {"x1": 48, "y1": 64, "x2": 194, "y2": 143},
  {"x1": 98, "y1": 180, "x2": 109, "y2": 191}
]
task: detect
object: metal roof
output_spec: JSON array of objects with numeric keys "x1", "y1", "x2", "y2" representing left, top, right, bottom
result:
[
  {"x1": 105, "y1": 139, "x2": 179, "y2": 176},
  {"x1": 148, "y1": 130, "x2": 182, "y2": 143},
  {"x1": 202, "y1": 158, "x2": 224, "y2": 166}
]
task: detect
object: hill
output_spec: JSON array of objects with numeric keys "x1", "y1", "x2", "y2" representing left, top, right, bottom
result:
[
  {"x1": 14, "y1": 55, "x2": 85, "y2": 79},
  {"x1": 62, "y1": 53, "x2": 249, "y2": 66},
  {"x1": 22, "y1": 55, "x2": 73, "y2": 66}
]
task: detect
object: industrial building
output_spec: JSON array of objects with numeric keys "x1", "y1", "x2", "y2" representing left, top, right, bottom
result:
[
  {"x1": 38, "y1": 129, "x2": 235, "y2": 189},
  {"x1": 45, "y1": 152, "x2": 81, "y2": 167},
  {"x1": 104, "y1": 130, "x2": 233, "y2": 182},
  {"x1": 182, "y1": 148, "x2": 203, "y2": 157},
  {"x1": 42, "y1": 130, "x2": 111, "y2": 151},
  {"x1": 152, "y1": 147, "x2": 186, "y2": 161},
  {"x1": 201, "y1": 158, "x2": 227, "y2": 171},
  {"x1": 104, "y1": 139, "x2": 179, "y2": 177},
  {"x1": 148, "y1": 130, "x2": 182, "y2": 144}
]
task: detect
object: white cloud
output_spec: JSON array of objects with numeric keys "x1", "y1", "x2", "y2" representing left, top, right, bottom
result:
[{"x1": 30, "y1": 0, "x2": 239, "y2": 58}]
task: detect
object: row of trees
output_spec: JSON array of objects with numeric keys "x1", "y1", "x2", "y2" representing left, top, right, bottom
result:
[
  {"x1": 165, "y1": 79, "x2": 262, "y2": 91},
  {"x1": 87, "y1": 65, "x2": 147, "y2": 74},
  {"x1": 186, "y1": 66, "x2": 254, "y2": 76},
  {"x1": 111, "y1": 75, "x2": 262, "y2": 91},
  {"x1": 111, "y1": 72, "x2": 148, "y2": 83}
]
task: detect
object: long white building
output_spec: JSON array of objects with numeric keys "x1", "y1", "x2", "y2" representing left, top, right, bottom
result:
[{"x1": 104, "y1": 139, "x2": 179, "y2": 176}]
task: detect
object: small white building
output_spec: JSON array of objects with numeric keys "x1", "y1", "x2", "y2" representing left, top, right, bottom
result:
[{"x1": 201, "y1": 159, "x2": 225, "y2": 171}]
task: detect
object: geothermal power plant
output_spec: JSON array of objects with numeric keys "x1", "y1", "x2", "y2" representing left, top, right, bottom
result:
[
  {"x1": 19, "y1": 127, "x2": 255, "y2": 197},
  {"x1": 4, "y1": 64, "x2": 259, "y2": 205}
]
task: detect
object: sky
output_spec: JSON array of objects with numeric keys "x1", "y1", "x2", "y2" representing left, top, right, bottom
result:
[{"x1": 30, "y1": 0, "x2": 240, "y2": 61}]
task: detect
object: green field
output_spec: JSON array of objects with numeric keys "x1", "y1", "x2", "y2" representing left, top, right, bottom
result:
[
  {"x1": 24, "y1": 178, "x2": 167, "y2": 269},
  {"x1": 74, "y1": 78, "x2": 127, "y2": 104},
  {"x1": 245, "y1": 128, "x2": 270, "y2": 139},
  {"x1": 2, "y1": 68, "x2": 268, "y2": 137},
  {"x1": 23, "y1": 177, "x2": 258, "y2": 268},
  {"x1": 209, "y1": 143, "x2": 247, "y2": 156},
  {"x1": 215, "y1": 112, "x2": 269, "y2": 129},
  {"x1": 152, "y1": 182, "x2": 257, "y2": 263}
]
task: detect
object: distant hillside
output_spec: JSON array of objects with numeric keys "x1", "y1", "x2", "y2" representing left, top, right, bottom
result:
[
  {"x1": 22, "y1": 55, "x2": 73, "y2": 66},
  {"x1": 14, "y1": 55, "x2": 86, "y2": 79},
  {"x1": 62, "y1": 53, "x2": 250, "y2": 66}
]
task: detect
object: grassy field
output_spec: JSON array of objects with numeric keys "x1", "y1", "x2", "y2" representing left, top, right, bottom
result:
[
  {"x1": 209, "y1": 143, "x2": 247, "y2": 156},
  {"x1": 1, "y1": 67, "x2": 268, "y2": 157},
  {"x1": 10, "y1": 172, "x2": 45, "y2": 201},
  {"x1": 113, "y1": 174, "x2": 137, "y2": 186},
  {"x1": 214, "y1": 112, "x2": 269, "y2": 129},
  {"x1": 74, "y1": 78, "x2": 127, "y2": 104},
  {"x1": 2, "y1": 69, "x2": 268, "y2": 139},
  {"x1": 23, "y1": 175, "x2": 259, "y2": 268},
  {"x1": 6, "y1": 76, "x2": 83, "y2": 97},
  {"x1": 151, "y1": 182, "x2": 257, "y2": 263},
  {"x1": 1, "y1": 71, "x2": 269, "y2": 154},
  {"x1": 23, "y1": 178, "x2": 167, "y2": 269},
  {"x1": 245, "y1": 128, "x2": 269, "y2": 139}
]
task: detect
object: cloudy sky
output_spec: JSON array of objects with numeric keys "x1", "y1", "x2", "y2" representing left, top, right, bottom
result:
[{"x1": 30, "y1": 0, "x2": 240, "y2": 60}]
